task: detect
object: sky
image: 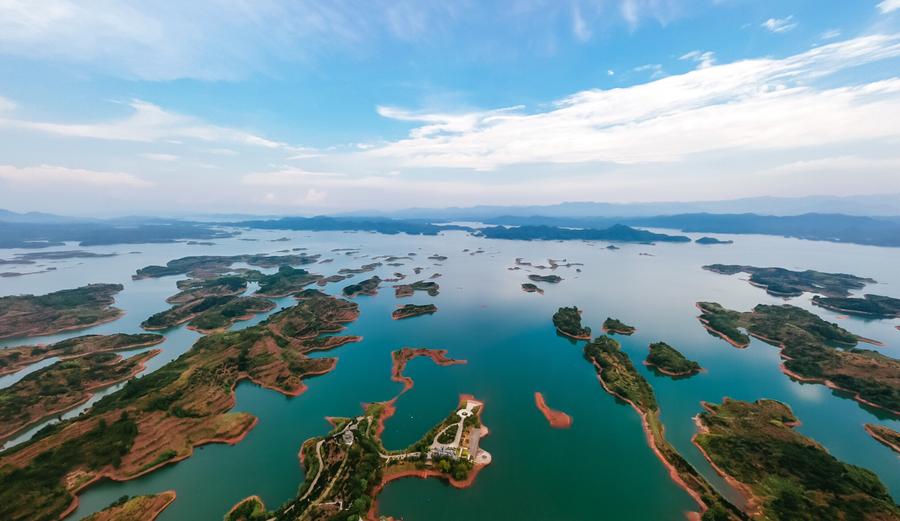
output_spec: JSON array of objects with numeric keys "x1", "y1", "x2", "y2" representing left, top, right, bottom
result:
[{"x1": 1, "y1": 0, "x2": 900, "y2": 216}]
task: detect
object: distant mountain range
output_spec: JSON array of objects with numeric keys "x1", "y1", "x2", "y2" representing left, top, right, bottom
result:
[{"x1": 337, "y1": 194, "x2": 900, "y2": 219}]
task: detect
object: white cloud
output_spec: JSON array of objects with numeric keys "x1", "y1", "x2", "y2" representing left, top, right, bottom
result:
[
  {"x1": 634, "y1": 63, "x2": 664, "y2": 78},
  {"x1": 878, "y1": 0, "x2": 900, "y2": 14},
  {"x1": 207, "y1": 147, "x2": 238, "y2": 156},
  {"x1": 369, "y1": 35, "x2": 900, "y2": 170},
  {"x1": 572, "y1": 3, "x2": 591, "y2": 42},
  {"x1": 0, "y1": 164, "x2": 151, "y2": 187},
  {"x1": 0, "y1": 99, "x2": 289, "y2": 149},
  {"x1": 303, "y1": 188, "x2": 327, "y2": 203},
  {"x1": 762, "y1": 16, "x2": 797, "y2": 33},
  {"x1": 680, "y1": 50, "x2": 715, "y2": 69},
  {"x1": 820, "y1": 29, "x2": 841, "y2": 40},
  {"x1": 140, "y1": 152, "x2": 178, "y2": 162},
  {"x1": 607, "y1": 69, "x2": 615, "y2": 76},
  {"x1": 0, "y1": 96, "x2": 15, "y2": 112}
]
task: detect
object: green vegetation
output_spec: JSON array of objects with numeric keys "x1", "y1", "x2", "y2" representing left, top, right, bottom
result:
[
  {"x1": 602, "y1": 317, "x2": 635, "y2": 335},
  {"x1": 0, "y1": 350, "x2": 157, "y2": 441},
  {"x1": 0, "y1": 291, "x2": 362, "y2": 521},
  {"x1": 695, "y1": 237, "x2": 733, "y2": 245},
  {"x1": 134, "y1": 253, "x2": 320, "y2": 279},
  {"x1": 697, "y1": 302, "x2": 900, "y2": 413},
  {"x1": 812, "y1": 294, "x2": 900, "y2": 319},
  {"x1": 255, "y1": 266, "x2": 322, "y2": 297},
  {"x1": 703, "y1": 264, "x2": 874, "y2": 297},
  {"x1": 338, "y1": 262, "x2": 382, "y2": 274},
  {"x1": 582, "y1": 336, "x2": 743, "y2": 520},
  {"x1": 528, "y1": 274, "x2": 562, "y2": 283},
  {"x1": 521, "y1": 283, "x2": 543, "y2": 294},
  {"x1": 0, "y1": 333, "x2": 163, "y2": 376},
  {"x1": 168, "y1": 275, "x2": 250, "y2": 303},
  {"x1": 0, "y1": 412, "x2": 138, "y2": 521},
  {"x1": 696, "y1": 399, "x2": 900, "y2": 520},
  {"x1": 392, "y1": 304, "x2": 437, "y2": 320},
  {"x1": 437, "y1": 424, "x2": 458, "y2": 444},
  {"x1": 0, "y1": 283, "x2": 124, "y2": 340},
  {"x1": 865, "y1": 424, "x2": 900, "y2": 455},
  {"x1": 82, "y1": 491, "x2": 176, "y2": 521},
  {"x1": 553, "y1": 306, "x2": 591, "y2": 339},
  {"x1": 478, "y1": 223, "x2": 691, "y2": 242},
  {"x1": 646, "y1": 342, "x2": 701, "y2": 377},
  {"x1": 142, "y1": 295, "x2": 274, "y2": 332},
  {"x1": 342, "y1": 275, "x2": 382, "y2": 297},
  {"x1": 225, "y1": 496, "x2": 268, "y2": 521},
  {"x1": 393, "y1": 280, "x2": 439, "y2": 297}
]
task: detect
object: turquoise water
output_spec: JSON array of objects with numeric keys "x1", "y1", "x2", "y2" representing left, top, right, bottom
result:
[{"x1": 1, "y1": 230, "x2": 898, "y2": 520}]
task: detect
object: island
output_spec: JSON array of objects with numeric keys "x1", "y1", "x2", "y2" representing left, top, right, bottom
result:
[
  {"x1": 255, "y1": 266, "x2": 323, "y2": 297},
  {"x1": 1, "y1": 250, "x2": 117, "y2": 264},
  {"x1": 337, "y1": 262, "x2": 382, "y2": 274},
  {"x1": 694, "y1": 237, "x2": 733, "y2": 245},
  {"x1": 645, "y1": 342, "x2": 701, "y2": 377},
  {"x1": 534, "y1": 392, "x2": 572, "y2": 428},
  {"x1": 583, "y1": 336, "x2": 743, "y2": 520},
  {"x1": 393, "y1": 280, "x2": 440, "y2": 297},
  {"x1": 240, "y1": 396, "x2": 490, "y2": 521},
  {"x1": 0, "y1": 350, "x2": 159, "y2": 442},
  {"x1": 315, "y1": 274, "x2": 350, "y2": 286},
  {"x1": 392, "y1": 303, "x2": 438, "y2": 320},
  {"x1": 694, "y1": 399, "x2": 899, "y2": 520},
  {"x1": 141, "y1": 295, "x2": 275, "y2": 333},
  {"x1": 696, "y1": 301, "x2": 900, "y2": 414},
  {"x1": 343, "y1": 275, "x2": 382, "y2": 297},
  {"x1": 0, "y1": 290, "x2": 362, "y2": 521},
  {"x1": 702, "y1": 264, "x2": 874, "y2": 297},
  {"x1": 167, "y1": 275, "x2": 249, "y2": 303},
  {"x1": 0, "y1": 283, "x2": 125, "y2": 340},
  {"x1": 521, "y1": 283, "x2": 543, "y2": 294},
  {"x1": 864, "y1": 424, "x2": 900, "y2": 455},
  {"x1": 528, "y1": 274, "x2": 562, "y2": 283},
  {"x1": 391, "y1": 348, "x2": 466, "y2": 393},
  {"x1": 477, "y1": 224, "x2": 691, "y2": 243},
  {"x1": 602, "y1": 317, "x2": 636, "y2": 335},
  {"x1": 552, "y1": 306, "x2": 591, "y2": 340},
  {"x1": 134, "y1": 253, "x2": 320, "y2": 279},
  {"x1": 0, "y1": 333, "x2": 163, "y2": 377},
  {"x1": 811, "y1": 294, "x2": 900, "y2": 319},
  {"x1": 82, "y1": 491, "x2": 176, "y2": 521}
]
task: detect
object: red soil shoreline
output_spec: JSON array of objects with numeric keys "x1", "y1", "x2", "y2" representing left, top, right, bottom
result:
[
  {"x1": 0, "y1": 335, "x2": 165, "y2": 377},
  {"x1": 642, "y1": 360, "x2": 699, "y2": 377},
  {"x1": 694, "y1": 304, "x2": 749, "y2": 348},
  {"x1": 864, "y1": 424, "x2": 900, "y2": 454},
  {"x1": 690, "y1": 415, "x2": 761, "y2": 517},
  {"x1": 555, "y1": 327, "x2": 591, "y2": 340},
  {"x1": 534, "y1": 392, "x2": 572, "y2": 428},
  {"x1": 591, "y1": 361, "x2": 708, "y2": 520},
  {"x1": 0, "y1": 309, "x2": 126, "y2": 342},
  {"x1": 390, "y1": 348, "x2": 466, "y2": 394}
]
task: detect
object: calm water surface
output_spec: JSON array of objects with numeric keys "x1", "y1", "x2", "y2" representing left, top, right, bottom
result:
[{"x1": 1, "y1": 230, "x2": 898, "y2": 520}]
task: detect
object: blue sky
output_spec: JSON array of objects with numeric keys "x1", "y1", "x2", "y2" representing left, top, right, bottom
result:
[{"x1": 1, "y1": 0, "x2": 899, "y2": 215}]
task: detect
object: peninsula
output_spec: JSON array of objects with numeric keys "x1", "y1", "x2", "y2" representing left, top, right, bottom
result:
[
  {"x1": 0, "y1": 283, "x2": 124, "y2": 340},
  {"x1": 0, "y1": 333, "x2": 163, "y2": 377},
  {"x1": 696, "y1": 301, "x2": 900, "y2": 414},
  {"x1": 391, "y1": 348, "x2": 466, "y2": 393},
  {"x1": 478, "y1": 224, "x2": 691, "y2": 243},
  {"x1": 134, "y1": 253, "x2": 320, "y2": 279},
  {"x1": 645, "y1": 342, "x2": 701, "y2": 377},
  {"x1": 392, "y1": 303, "x2": 437, "y2": 320},
  {"x1": 141, "y1": 295, "x2": 275, "y2": 333},
  {"x1": 583, "y1": 335, "x2": 743, "y2": 520},
  {"x1": 553, "y1": 306, "x2": 591, "y2": 340},
  {"x1": 702, "y1": 264, "x2": 874, "y2": 297},
  {"x1": 81, "y1": 491, "x2": 176, "y2": 521},
  {"x1": 864, "y1": 424, "x2": 900, "y2": 455},
  {"x1": 694, "y1": 399, "x2": 900, "y2": 520}
]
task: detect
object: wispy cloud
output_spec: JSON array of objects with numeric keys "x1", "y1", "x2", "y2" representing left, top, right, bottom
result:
[
  {"x1": 762, "y1": 15, "x2": 797, "y2": 33},
  {"x1": 242, "y1": 167, "x2": 348, "y2": 186},
  {"x1": 369, "y1": 35, "x2": 900, "y2": 170},
  {"x1": 0, "y1": 164, "x2": 151, "y2": 187},
  {"x1": 634, "y1": 63, "x2": 665, "y2": 78},
  {"x1": 0, "y1": 99, "x2": 290, "y2": 149},
  {"x1": 140, "y1": 152, "x2": 178, "y2": 162},
  {"x1": 820, "y1": 29, "x2": 841, "y2": 40},
  {"x1": 878, "y1": 0, "x2": 900, "y2": 14},
  {"x1": 679, "y1": 50, "x2": 715, "y2": 69}
]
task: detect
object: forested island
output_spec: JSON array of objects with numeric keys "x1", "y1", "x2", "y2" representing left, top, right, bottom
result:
[
  {"x1": 521, "y1": 283, "x2": 543, "y2": 294},
  {"x1": 694, "y1": 237, "x2": 733, "y2": 245},
  {"x1": 696, "y1": 302, "x2": 900, "y2": 413},
  {"x1": 583, "y1": 336, "x2": 743, "y2": 520},
  {"x1": 141, "y1": 295, "x2": 275, "y2": 333},
  {"x1": 0, "y1": 284, "x2": 124, "y2": 340},
  {"x1": 552, "y1": 306, "x2": 591, "y2": 340},
  {"x1": 255, "y1": 266, "x2": 323, "y2": 297},
  {"x1": 812, "y1": 294, "x2": 900, "y2": 319},
  {"x1": 477, "y1": 224, "x2": 690, "y2": 243},
  {"x1": 393, "y1": 280, "x2": 439, "y2": 297},
  {"x1": 392, "y1": 304, "x2": 438, "y2": 320},
  {"x1": 703, "y1": 264, "x2": 874, "y2": 297},
  {"x1": 0, "y1": 290, "x2": 362, "y2": 520},
  {"x1": 0, "y1": 333, "x2": 163, "y2": 376},
  {"x1": 695, "y1": 399, "x2": 899, "y2": 520},
  {"x1": 528, "y1": 274, "x2": 562, "y2": 283},
  {"x1": 602, "y1": 317, "x2": 635, "y2": 335},
  {"x1": 343, "y1": 276, "x2": 382, "y2": 297},
  {"x1": 133, "y1": 253, "x2": 319, "y2": 279},
  {"x1": 645, "y1": 342, "x2": 701, "y2": 377}
]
